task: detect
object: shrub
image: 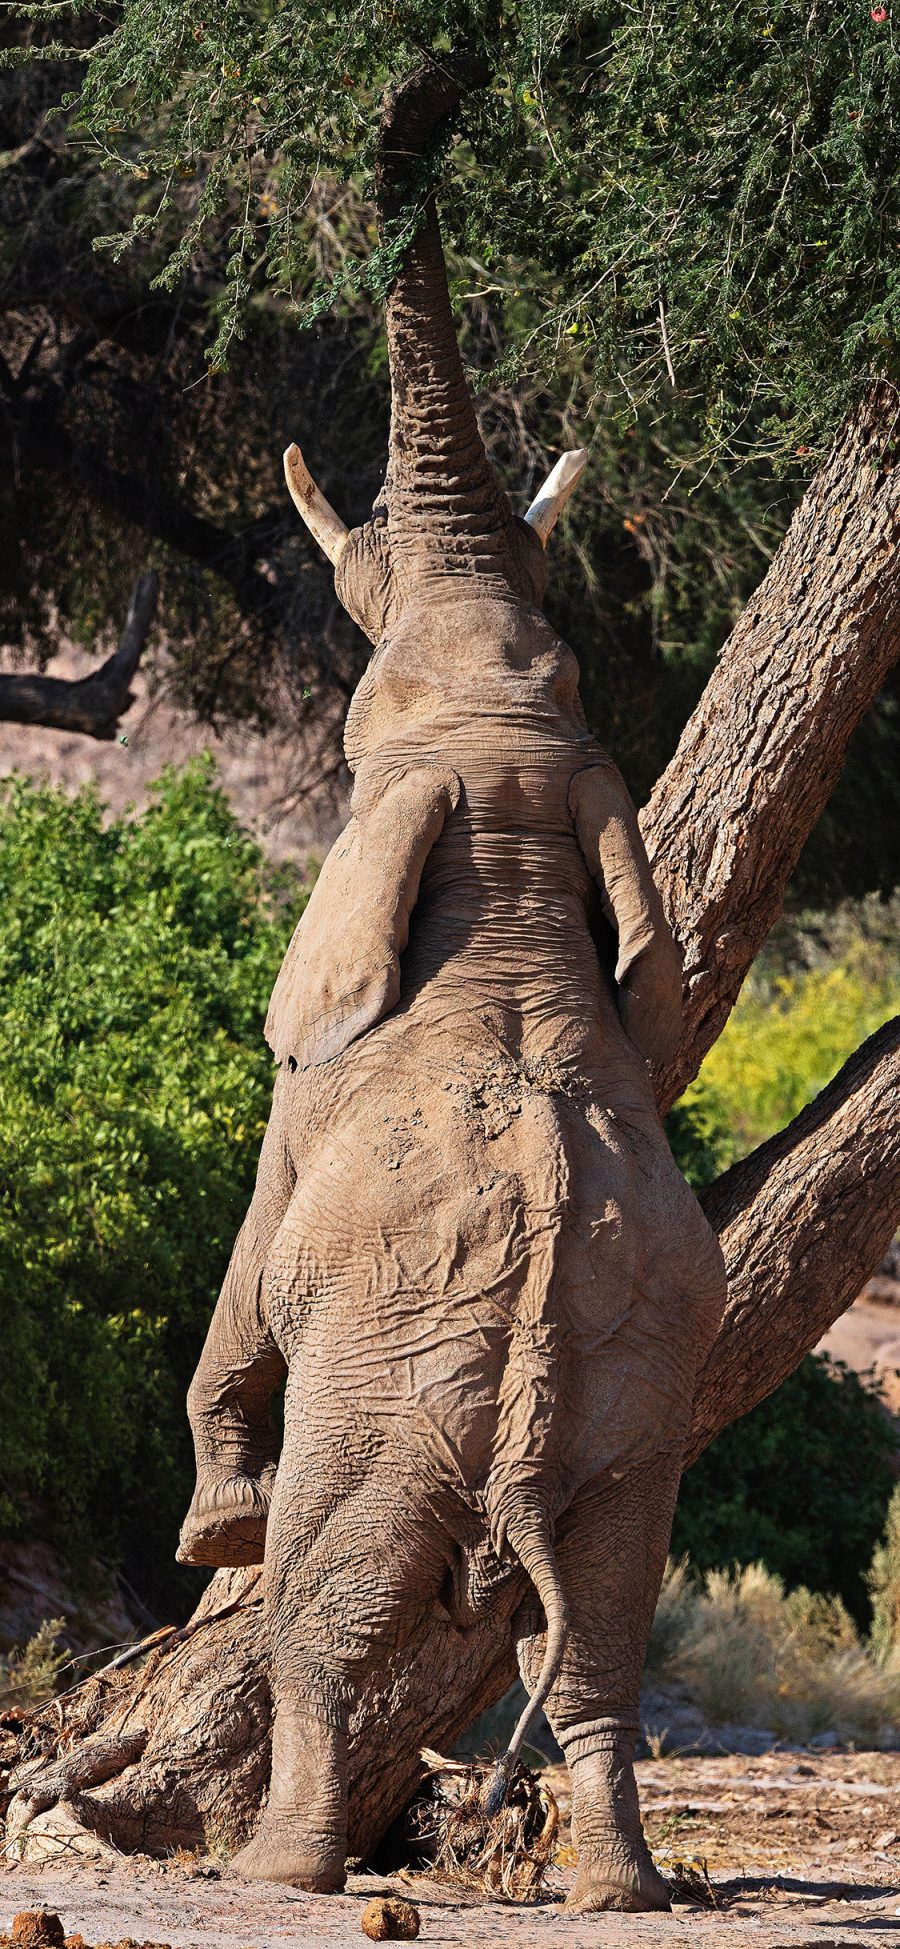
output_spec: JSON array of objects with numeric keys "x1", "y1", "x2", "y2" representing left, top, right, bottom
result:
[
  {"x1": 648, "y1": 1558, "x2": 900, "y2": 1745},
  {"x1": 673, "y1": 1356, "x2": 899, "y2": 1627},
  {"x1": 868, "y1": 1483, "x2": 900, "y2": 1663},
  {"x1": 681, "y1": 897, "x2": 900, "y2": 1165},
  {"x1": 0, "y1": 1618, "x2": 68, "y2": 1711},
  {"x1": 0, "y1": 760, "x2": 303, "y2": 1617}
]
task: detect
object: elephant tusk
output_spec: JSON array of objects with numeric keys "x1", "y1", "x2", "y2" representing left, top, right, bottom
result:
[
  {"x1": 283, "y1": 444, "x2": 349, "y2": 565},
  {"x1": 524, "y1": 447, "x2": 589, "y2": 546}
]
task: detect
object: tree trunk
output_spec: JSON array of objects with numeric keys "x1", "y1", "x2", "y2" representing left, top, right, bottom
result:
[
  {"x1": 6, "y1": 397, "x2": 900, "y2": 1865},
  {"x1": 643, "y1": 384, "x2": 900, "y2": 1110}
]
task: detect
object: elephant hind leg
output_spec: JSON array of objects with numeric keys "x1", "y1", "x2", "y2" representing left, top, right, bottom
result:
[
  {"x1": 234, "y1": 1430, "x2": 454, "y2": 1890},
  {"x1": 516, "y1": 1460, "x2": 679, "y2": 1914}
]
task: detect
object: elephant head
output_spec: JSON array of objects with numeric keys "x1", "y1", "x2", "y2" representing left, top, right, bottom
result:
[{"x1": 272, "y1": 62, "x2": 588, "y2": 1086}]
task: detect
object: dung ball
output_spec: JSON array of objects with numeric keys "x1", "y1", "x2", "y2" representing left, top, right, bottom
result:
[{"x1": 360, "y1": 1895, "x2": 421, "y2": 1941}]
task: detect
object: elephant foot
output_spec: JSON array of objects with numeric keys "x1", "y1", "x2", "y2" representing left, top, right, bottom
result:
[
  {"x1": 565, "y1": 1845, "x2": 671, "y2": 1913},
  {"x1": 562, "y1": 1725, "x2": 671, "y2": 1914},
  {"x1": 232, "y1": 1702, "x2": 349, "y2": 1890},
  {"x1": 176, "y1": 1471, "x2": 270, "y2": 1567},
  {"x1": 231, "y1": 1819, "x2": 346, "y2": 1891}
]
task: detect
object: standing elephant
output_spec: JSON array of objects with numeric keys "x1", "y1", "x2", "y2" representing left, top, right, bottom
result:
[{"x1": 177, "y1": 61, "x2": 726, "y2": 1914}]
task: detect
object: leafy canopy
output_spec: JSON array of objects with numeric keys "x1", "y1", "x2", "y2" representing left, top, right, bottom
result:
[{"x1": 11, "y1": 0, "x2": 900, "y2": 461}]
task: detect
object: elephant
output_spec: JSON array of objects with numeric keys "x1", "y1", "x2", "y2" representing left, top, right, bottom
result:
[{"x1": 176, "y1": 60, "x2": 727, "y2": 1914}]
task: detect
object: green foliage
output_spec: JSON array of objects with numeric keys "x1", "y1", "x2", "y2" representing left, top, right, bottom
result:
[
  {"x1": 0, "y1": 760, "x2": 302, "y2": 1616},
  {"x1": 673, "y1": 1356, "x2": 899, "y2": 1627},
  {"x1": 682, "y1": 896, "x2": 900, "y2": 1165},
  {"x1": 4, "y1": 14, "x2": 900, "y2": 902},
  {"x1": 9, "y1": 0, "x2": 900, "y2": 466}
]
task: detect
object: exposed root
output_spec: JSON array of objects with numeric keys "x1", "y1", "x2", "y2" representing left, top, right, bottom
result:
[
  {"x1": 6, "y1": 1731, "x2": 149, "y2": 1855},
  {"x1": 405, "y1": 1749, "x2": 558, "y2": 1901}
]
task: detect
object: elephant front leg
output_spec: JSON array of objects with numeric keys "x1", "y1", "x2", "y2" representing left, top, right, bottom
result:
[
  {"x1": 178, "y1": 1073, "x2": 293, "y2": 1567},
  {"x1": 515, "y1": 1462, "x2": 678, "y2": 1913},
  {"x1": 177, "y1": 1207, "x2": 287, "y2": 1565}
]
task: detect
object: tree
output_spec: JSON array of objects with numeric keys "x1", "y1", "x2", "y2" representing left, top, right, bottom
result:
[
  {"x1": 2, "y1": 4, "x2": 900, "y2": 900},
  {"x1": 4, "y1": 6, "x2": 900, "y2": 1873}
]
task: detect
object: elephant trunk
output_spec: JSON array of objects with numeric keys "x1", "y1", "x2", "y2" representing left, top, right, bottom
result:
[
  {"x1": 376, "y1": 63, "x2": 515, "y2": 580},
  {"x1": 484, "y1": 1493, "x2": 569, "y2": 1814}
]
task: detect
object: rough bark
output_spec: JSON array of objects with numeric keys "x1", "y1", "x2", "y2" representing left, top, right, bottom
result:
[
  {"x1": 644, "y1": 385, "x2": 900, "y2": 1110},
  {"x1": 0, "y1": 571, "x2": 158, "y2": 738}
]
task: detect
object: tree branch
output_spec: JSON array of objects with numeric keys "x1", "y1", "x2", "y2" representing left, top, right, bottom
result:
[
  {"x1": 643, "y1": 385, "x2": 900, "y2": 1111},
  {"x1": 0, "y1": 571, "x2": 158, "y2": 739},
  {"x1": 688, "y1": 1014, "x2": 900, "y2": 1463}
]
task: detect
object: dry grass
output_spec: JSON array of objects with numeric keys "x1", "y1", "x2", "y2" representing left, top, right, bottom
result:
[
  {"x1": 0, "y1": 1622, "x2": 68, "y2": 1712},
  {"x1": 647, "y1": 1553, "x2": 900, "y2": 1743}
]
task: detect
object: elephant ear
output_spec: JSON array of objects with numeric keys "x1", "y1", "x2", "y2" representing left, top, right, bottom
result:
[
  {"x1": 265, "y1": 764, "x2": 460, "y2": 1067},
  {"x1": 569, "y1": 759, "x2": 683, "y2": 1071}
]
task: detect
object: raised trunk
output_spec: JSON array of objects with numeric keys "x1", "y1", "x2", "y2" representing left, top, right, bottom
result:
[
  {"x1": 6, "y1": 395, "x2": 900, "y2": 1867},
  {"x1": 377, "y1": 64, "x2": 515, "y2": 575}
]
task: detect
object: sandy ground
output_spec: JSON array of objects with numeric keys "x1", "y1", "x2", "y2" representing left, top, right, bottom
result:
[
  {"x1": 6, "y1": 1752, "x2": 900, "y2": 1947},
  {"x1": 819, "y1": 1296, "x2": 900, "y2": 1413}
]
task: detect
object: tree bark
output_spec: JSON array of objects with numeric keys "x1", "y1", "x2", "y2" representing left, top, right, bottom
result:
[
  {"x1": 0, "y1": 572, "x2": 158, "y2": 739},
  {"x1": 643, "y1": 385, "x2": 900, "y2": 1110},
  {"x1": 5, "y1": 397, "x2": 900, "y2": 1865}
]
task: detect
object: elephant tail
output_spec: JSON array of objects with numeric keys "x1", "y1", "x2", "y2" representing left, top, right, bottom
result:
[{"x1": 483, "y1": 1493, "x2": 569, "y2": 1816}]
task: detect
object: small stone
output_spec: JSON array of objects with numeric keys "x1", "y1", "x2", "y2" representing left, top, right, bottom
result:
[
  {"x1": 875, "y1": 1828, "x2": 899, "y2": 1849},
  {"x1": 360, "y1": 1896, "x2": 421, "y2": 1941},
  {"x1": 11, "y1": 1917, "x2": 66, "y2": 1949}
]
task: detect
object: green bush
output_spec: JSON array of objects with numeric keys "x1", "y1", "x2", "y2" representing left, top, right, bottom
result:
[
  {"x1": 673, "y1": 1356, "x2": 899, "y2": 1627},
  {"x1": 0, "y1": 760, "x2": 303, "y2": 1618},
  {"x1": 680, "y1": 898, "x2": 900, "y2": 1165}
]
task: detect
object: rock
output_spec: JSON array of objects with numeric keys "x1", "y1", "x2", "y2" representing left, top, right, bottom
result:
[
  {"x1": 360, "y1": 1895, "x2": 421, "y2": 1941},
  {"x1": 10, "y1": 1915, "x2": 65, "y2": 1949}
]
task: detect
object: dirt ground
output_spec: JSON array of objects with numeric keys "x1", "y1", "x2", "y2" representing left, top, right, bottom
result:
[
  {"x1": 6, "y1": 1750, "x2": 900, "y2": 1948},
  {"x1": 818, "y1": 1294, "x2": 900, "y2": 1414}
]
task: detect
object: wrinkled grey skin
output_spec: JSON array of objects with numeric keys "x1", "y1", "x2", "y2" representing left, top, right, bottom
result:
[{"x1": 177, "y1": 64, "x2": 726, "y2": 1913}]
